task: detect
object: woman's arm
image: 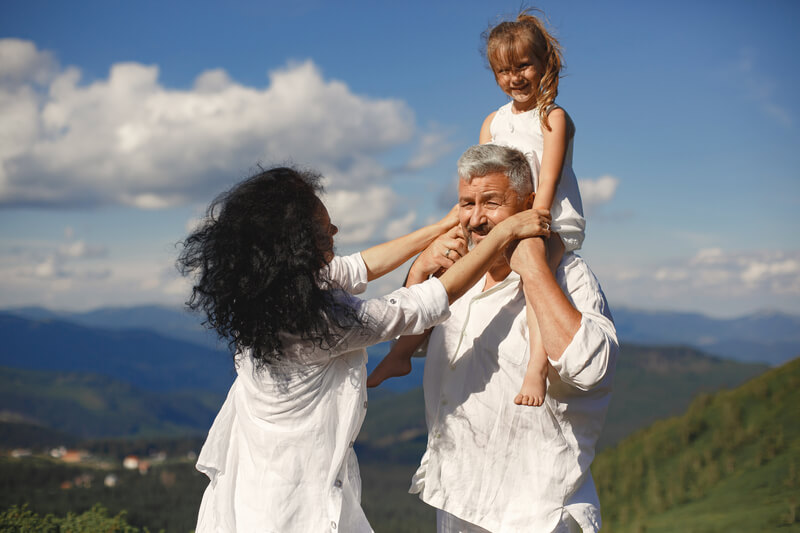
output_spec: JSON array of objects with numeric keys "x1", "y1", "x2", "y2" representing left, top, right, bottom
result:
[
  {"x1": 405, "y1": 225, "x2": 468, "y2": 286},
  {"x1": 534, "y1": 107, "x2": 571, "y2": 212},
  {"x1": 360, "y1": 206, "x2": 457, "y2": 281}
]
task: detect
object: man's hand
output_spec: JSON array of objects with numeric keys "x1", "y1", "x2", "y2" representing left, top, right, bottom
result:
[{"x1": 407, "y1": 225, "x2": 468, "y2": 285}]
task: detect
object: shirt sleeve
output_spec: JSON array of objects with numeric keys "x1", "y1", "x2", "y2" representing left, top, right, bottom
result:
[
  {"x1": 547, "y1": 257, "x2": 619, "y2": 391},
  {"x1": 323, "y1": 253, "x2": 368, "y2": 294},
  {"x1": 331, "y1": 277, "x2": 450, "y2": 356}
]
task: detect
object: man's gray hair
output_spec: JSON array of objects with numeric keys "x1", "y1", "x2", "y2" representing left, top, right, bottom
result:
[{"x1": 457, "y1": 144, "x2": 533, "y2": 197}]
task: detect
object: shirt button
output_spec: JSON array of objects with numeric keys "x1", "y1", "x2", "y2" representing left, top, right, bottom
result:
[
  {"x1": 389, "y1": 298, "x2": 397, "y2": 304},
  {"x1": 363, "y1": 400, "x2": 368, "y2": 409},
  {"x1": 349, "y1": 441, "x2": 355, "y2": 448},
  {"x1": 334, "y1": 479, "x2": 342, "y2": 488},
  {"x1": 331, "y1": 521, "x2": 337, "y2": 529}
]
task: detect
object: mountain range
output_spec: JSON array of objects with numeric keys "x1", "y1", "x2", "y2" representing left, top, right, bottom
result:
[
  {"x1": 613, "y1": 306, "x2": 800, "y2": 365},
  {"x1": 7, "y1": 304, "x2": 798, "y2": 367},
  {"x1": 0, "y1": 309, "x2": 769, "y2": 454}
]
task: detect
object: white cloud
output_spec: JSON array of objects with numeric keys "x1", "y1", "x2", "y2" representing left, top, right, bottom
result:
[
  {"x1": 404, "y1": 128, "x2": 454, "y2": 171},
  {"x1": 384, "y1": 211, "x2": 417, "y2": 240},
  {"x1": 0, "y1": 38, "x2": 57, "y2": 86},
  {"x1": 578, "y1": 175, "x2": 619, "y2": 209},
  {"x1": 58, "y1": 240, "x2": 107, "y2": 259},
  {"x1": 600, "y1": 248, "x2": 800, "y2": 317},
  {"x1": 0, "y1": 40, "x2": 440, "y2": 217},
  {"x1": 324, "y1": 186, "x2": 398, "y2": 245}
]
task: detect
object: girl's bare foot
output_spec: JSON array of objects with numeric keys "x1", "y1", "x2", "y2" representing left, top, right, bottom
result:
[
  {"x1": 514, "y1": 362, "x2": 548, "y2": 407},
  {"x1": 367, "y1": 356, "x2": 412, "y2": 388}
]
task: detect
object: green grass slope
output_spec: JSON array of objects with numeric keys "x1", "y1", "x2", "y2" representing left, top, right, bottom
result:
[{"x1": 593, "y1": 357, "x2": 800, "y2": 532}]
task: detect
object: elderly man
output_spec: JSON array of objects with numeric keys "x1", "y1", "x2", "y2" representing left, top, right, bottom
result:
[{"x1": 407, "y1": 144, "x2": 618, "y2": 533}]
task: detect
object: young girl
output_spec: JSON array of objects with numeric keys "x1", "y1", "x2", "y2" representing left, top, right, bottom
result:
[
  {"x1": 480, "y1": 9, "x2": 586, "y2": 406},
  {"x1": 368, "y1": 9, "x2": 585, "y2": 409}
]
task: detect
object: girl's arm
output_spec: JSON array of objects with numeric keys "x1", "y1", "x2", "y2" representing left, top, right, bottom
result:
[
  {"x1": 533, "y1": 107, "x2": 571, "y2": 211},
  {"x1": 437, "y1": 208, "x2": 549, "y2": 303},
  {"x1": 360, "y1": 206, "x2": 457, "y2": 281},
  {"x1": 479, "y1": 112, "x2": 496, "y2": 144}
]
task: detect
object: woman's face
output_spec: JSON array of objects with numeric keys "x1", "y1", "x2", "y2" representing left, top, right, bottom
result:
[{"x1": 313, "y1": 201, "x2": 338, "y2": 263}]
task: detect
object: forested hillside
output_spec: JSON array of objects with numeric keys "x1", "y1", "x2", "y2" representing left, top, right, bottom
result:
[{"x1": 593, "y1": 357, "x2": 800, "y2": 532}]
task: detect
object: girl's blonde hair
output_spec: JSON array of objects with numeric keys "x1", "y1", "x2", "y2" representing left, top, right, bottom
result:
[{"x1": 484, "y1": 8, "x2": 564, "y2": 130}]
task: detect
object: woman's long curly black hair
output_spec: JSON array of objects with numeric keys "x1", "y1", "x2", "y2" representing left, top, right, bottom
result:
[{"x1": 177, "y1": 166, "x2": 364, "y2": 368}]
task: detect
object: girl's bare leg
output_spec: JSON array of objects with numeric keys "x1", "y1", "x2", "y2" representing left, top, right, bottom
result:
[
  {"x1": 514, "y1": 235, "x2": 565, "y2": 406},
  {"x1": 515, "y1": 303, "x2": 549, "y2": 406},
  {"x1": 367, "y1": 333, "x2": 428, "y2": 388}
]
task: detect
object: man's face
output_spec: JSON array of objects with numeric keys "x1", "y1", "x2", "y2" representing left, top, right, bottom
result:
[{"x1": 458, "y1": 171, "x2": 530, "y2": 247}]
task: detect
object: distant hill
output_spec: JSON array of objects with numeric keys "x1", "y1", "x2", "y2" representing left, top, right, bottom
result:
[
  {"x1": 0, "y1": 365, "x2": 223, "y2": 440},
  {"x1": 599, "y1": 344, "x2": 767, "y2": 449},
  {"x1": 0, "y1": 312, "x2": 233, "y2": 393},
  {"x1": 0, "y1": 309, "x2": 770, "y2": 452},
  {"x1": 593, "y1": 357, "x2": 800, "y2": 532},
  {"x1": 5, "y1": 304, "x2": 799, "y2": 367},
  {"x1": 4, "y1": 305, "x2": 218, "y2": 349},
  {"x1": 0, "y1": 421, "x2": 78, "y2": 449},
  {"x1": 614, "y1": 307, "x2": 800, "y2": 365}
]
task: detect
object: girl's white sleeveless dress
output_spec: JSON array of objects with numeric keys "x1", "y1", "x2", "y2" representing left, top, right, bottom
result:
[{"x1": 490, "y1": 102, "x2": 586, "y2": 252}]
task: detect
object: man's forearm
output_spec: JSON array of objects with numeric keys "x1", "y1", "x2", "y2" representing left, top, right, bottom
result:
[{"x1": 516, "y1": 238, "x2": 581, "y2": 360}]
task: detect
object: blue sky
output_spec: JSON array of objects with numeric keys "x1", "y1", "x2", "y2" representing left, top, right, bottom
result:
[{"x1": 1, "y1": 0, "x2": 798, "y2": 317}]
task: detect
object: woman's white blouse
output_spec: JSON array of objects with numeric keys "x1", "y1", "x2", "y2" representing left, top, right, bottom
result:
[{"x1": 195, "y1": 253, "x2": 450, "y2": 532}]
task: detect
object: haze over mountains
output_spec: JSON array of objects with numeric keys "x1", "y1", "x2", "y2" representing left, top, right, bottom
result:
[
  {"x1": 613, "y1": 307, "x2": 800, "y2": 366},
  {"x1": 7, "y1": 305, "x2": 798, "y2": 368},
  {"x1": 0, "y1": 306, "x2": 777, "y2": 451}
]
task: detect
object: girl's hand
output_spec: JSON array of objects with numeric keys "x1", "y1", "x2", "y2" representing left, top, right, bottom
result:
[
  {"x1": 408, "y1": 225, "x2": 468, "y2": 282},
  {"x1": 497, "y1": 208, "x2": 552, "y2": 241}
]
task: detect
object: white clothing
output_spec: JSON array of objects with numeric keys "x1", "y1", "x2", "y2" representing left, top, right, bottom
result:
[
  {"x1": 196, "y1": 252, "x2": 451, "y2": 533},
  {"x1": 490, "y1": 102, "x2": 586, "y2": 252},
  {"x1": 410, "y1": 252, "x2": 618, "y2": 532},
  {"x1": 436, "y1": 510, "x2": 580, "y2": 533}
]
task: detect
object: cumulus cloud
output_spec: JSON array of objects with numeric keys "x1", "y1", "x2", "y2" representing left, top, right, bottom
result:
[
  {"x1": 602, "y1": 248, "x2": 800, "y2": 315},
  {"x1": 20, "y1": 231, "x2": 110, "y2": 281},
  {"x1": 578, "y1": 175, "x2": 619, "y2": 210},
  {"x1": 0, "y1": 39, "x2": 449, "y2": 232},
  {"x1": 384, "y1": 211, "x2": 417, "y2": 240},
  {"x1": 0, "y1": 231, "x2": 183, "y2": 310},
  {"x1": 324, "y1": 186, "x2": 398, "y2": 245},
  {"x1": 404, "y1": 128, "x2": 455, "y2": 171}
]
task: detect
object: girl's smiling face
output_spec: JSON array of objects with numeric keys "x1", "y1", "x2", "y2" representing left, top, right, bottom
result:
[{"x1": 493, "y1": 52, "x2": 542, "y2": 111}]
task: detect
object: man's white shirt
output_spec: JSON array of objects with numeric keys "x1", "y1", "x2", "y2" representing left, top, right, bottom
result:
[{"x1": 410, "y1": 252, "x2": 618, "y2": 533}]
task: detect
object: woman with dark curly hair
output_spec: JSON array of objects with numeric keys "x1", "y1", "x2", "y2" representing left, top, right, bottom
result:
[{"x1": 179, "y1": 166, "x2": 550, "y2": 533}]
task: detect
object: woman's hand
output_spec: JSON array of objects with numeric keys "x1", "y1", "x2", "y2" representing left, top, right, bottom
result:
[
  {"x1": 436, "y1": 204, "x2": 460, "y2": 231},
  {"x1": 407, "y1": 225, "x2": 468, "y2": 284}
]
